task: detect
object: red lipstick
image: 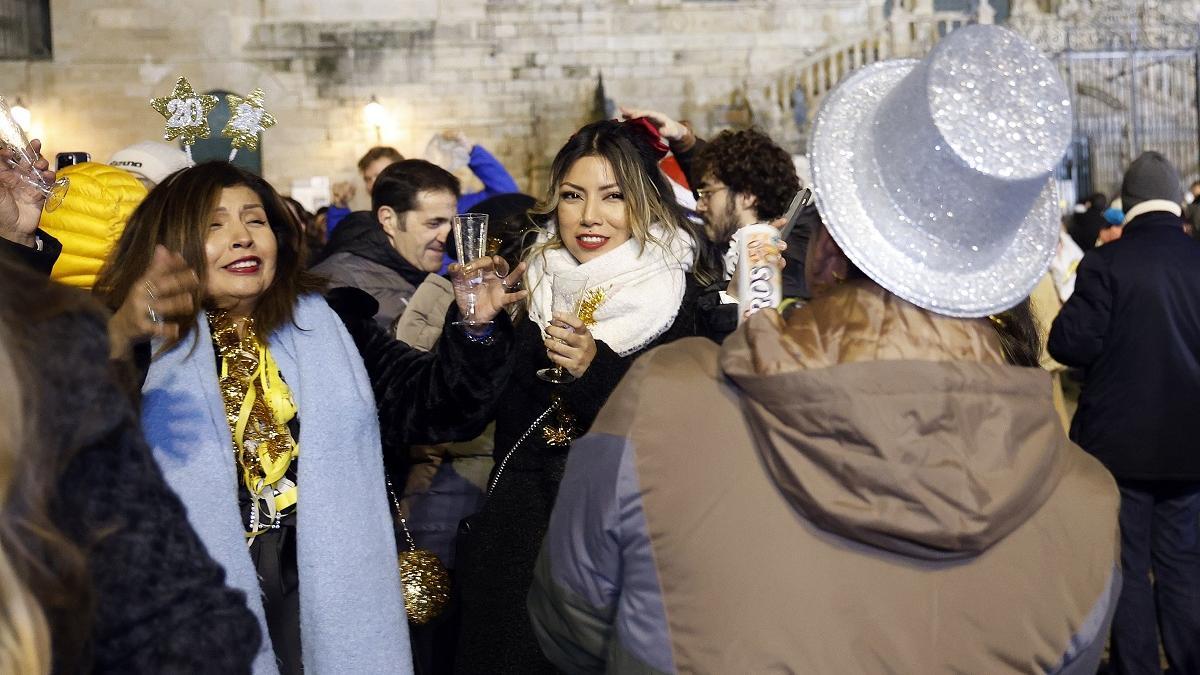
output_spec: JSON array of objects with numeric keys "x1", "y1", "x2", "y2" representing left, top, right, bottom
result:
[
  {"x1": 576, "y1": 234, "x2": 609, "y2": 251},
  {"x1": 223, "y1": 256, "x2": 262, "y2": 275}
]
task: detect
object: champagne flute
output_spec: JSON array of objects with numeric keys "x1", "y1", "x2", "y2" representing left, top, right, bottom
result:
[
  {"x1": 537, "y1": 272, "x2": 590, "y2": 384},
  {"x1": 0, "y1": 96, "x2": 69, "y2": 212},
  {"x1": 451, "y1": 212, "x2": 489, "y2": 327}
]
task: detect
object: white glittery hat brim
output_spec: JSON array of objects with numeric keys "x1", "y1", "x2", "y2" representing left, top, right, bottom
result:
[{"x1": 810, "y1": 60, "x2": 1059, "y2": 318}]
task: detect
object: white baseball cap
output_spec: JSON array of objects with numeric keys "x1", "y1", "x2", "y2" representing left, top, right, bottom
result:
[{"x1": 109, "y1": 141, "x2": 192, "y2": 186}]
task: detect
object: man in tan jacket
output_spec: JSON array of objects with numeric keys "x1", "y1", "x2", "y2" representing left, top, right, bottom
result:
[{"x1": 529, "y1": 25, "x2": 1120, "y2": 674}]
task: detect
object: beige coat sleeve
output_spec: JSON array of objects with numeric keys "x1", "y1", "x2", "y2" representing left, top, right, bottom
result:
[{"x1": 393, "y1": 274, "x2": 455, "y2": 351}]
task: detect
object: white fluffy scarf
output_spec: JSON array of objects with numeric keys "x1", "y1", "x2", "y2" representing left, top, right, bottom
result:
[{"x1": 525, "y1": 222, "x2": 695, "y2": 356}]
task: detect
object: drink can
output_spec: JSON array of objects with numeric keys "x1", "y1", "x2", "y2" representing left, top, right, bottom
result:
[{"x1": 737, "y1": 223, "x2": 783, "y2": 323}]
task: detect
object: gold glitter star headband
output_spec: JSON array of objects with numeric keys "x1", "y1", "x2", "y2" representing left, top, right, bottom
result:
[
  {"x1": 222, "y1": 88, "x2": 277, "y2": 161},
  {"x1": 151, "y1": 78, "x2": 278, "y2": 164},
  {"x1": 150, "y1": 76, "x2": 218, "y2": 163}
]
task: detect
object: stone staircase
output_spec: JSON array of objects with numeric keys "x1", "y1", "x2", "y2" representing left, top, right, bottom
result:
[{"x1": 753, "y1": 0, "x2": 988, "y2": 153}]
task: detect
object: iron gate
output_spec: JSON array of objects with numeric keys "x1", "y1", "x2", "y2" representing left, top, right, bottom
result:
[{"x1": 1057, "y1": 43, "x2": 1200, "y2": 200}]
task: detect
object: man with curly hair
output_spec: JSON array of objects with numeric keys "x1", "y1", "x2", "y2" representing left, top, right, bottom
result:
[
  {"x1": 617, "y1": 109, "x2": 800, "y2": 250},
  {"x1": 620, "y1": 109, "x2": 808, "y2": 302},
  {"x1": 691, "y1": 128, "x2": 800, "y2": 249}
]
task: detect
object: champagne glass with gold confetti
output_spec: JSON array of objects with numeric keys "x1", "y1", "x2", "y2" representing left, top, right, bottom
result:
[
  {"x1": 0, "y1": 96, "x2": 68, "y2": 212},
  {"x1": 537, "y1": 272, "x2": 590, "y2": 384}
]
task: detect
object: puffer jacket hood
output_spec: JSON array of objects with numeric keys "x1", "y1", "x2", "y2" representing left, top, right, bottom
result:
[
  {"x1": 316, "y1": 210, "x2": 428, "y2": 289},
  {"x1": 720, "y1": 281, "x2": 1070, "y2": 560},
  {"x1": 39, "y1": 162, "x2": 147, "y2": 289}
]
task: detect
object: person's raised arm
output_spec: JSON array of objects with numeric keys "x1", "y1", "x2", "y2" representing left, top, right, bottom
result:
[
  {"x1": 618, "y1": 106, "x2": 704, "y2": 186},
  {"x1": 0, "y1": 139, "x2": 60, "y2": 274},
  {"x1": 455, "y1": 131, "x2": 519, "y2": 210},
  {"x1": 333, "y1": 257, "x2": 527, "y2": 463}
]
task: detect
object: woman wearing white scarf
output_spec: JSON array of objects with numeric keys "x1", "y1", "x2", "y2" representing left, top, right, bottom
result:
[
  {"x1": 524, "y1": 218, "x2": 696, "y2": 357},
  {"x1": 96, "y1": 162, "x2": 526, "y2": 675},
  {"x1": 454, "y1": 119, "x2": 727, "y2": 674}
]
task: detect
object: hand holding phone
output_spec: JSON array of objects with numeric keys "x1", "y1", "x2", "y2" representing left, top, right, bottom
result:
[{"x1": 778, "y1": 187, "x2": 813, "y2": 240}]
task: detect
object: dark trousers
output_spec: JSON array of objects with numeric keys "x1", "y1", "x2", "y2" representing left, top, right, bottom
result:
[{"x1": 1110, "y1": 480, "x2": 1200, "y2": 675}]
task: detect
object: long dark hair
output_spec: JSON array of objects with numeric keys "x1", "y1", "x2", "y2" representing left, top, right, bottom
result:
[
  {"x1": 0, "y1": 256, "x2": 96, "y2": 673},
  {"x1": 989, "y1": 299, "x2": 1042, "y2": 368},
  {"x1": 96, "y1": 162, "x2": 323, "y2": 351},
  {"x1": 530, "y1": 120, "x2": 721, "y2": 286}
]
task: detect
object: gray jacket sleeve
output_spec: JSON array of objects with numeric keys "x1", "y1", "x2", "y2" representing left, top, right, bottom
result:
[
  {"x1": 312, "y1": 253, "x2": 416, "y2": 330},
  {"x1": 1051, "y1": 566, "x2": 1121, "y2": 675},
  {"x1": 528, "y1": 432, "x2": 626, "y2": 673},
  {"x1": 529, "y1": 430, "x2": 675, "y2": 674}
]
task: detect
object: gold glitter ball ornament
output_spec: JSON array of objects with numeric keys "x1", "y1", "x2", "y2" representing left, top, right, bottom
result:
[
  {"x1": 398, "y1": 548, "x2": 450, "y2": 625},
  {"x1": 150, "y1": 77, "x2": 219, "y2": 146},
  {"x1": 222, "y1": 89, "x2": 277, "y2": 152}
]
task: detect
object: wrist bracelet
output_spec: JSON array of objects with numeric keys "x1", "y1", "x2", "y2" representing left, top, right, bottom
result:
[{"x1": 460, "y1": 323, "x2": 496, "y2": 344}]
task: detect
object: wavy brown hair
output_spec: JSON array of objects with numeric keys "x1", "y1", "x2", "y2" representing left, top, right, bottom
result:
[
  {"x1": 96, "y1": 162, "x2": 323, "y2": 351},
  {"x1": 0, "y1": 320, "x2": 51, "y2": 675},
  {"x1": 529, "y1": 119, "x2": 721, "y2": 286},
  {"x1": 0, "y1": 256, "x2": 97, "y2": 673}
]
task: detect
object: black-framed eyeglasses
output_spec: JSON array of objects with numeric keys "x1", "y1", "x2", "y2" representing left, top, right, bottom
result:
[{"x1": 695, "y1": 186, "x2": 728, "y2": 202}]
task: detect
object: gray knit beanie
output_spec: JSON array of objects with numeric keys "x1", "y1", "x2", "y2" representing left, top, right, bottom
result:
[{"x1": 1121, "y1": 151, "x2": 1183, "y2": 214}]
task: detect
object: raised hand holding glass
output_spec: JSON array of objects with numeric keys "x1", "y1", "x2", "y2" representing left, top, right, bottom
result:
[
  {"x1": 0, "y1": 96, "x2": 69, "y2": 212},
  {"x1": 537, "y1": 272, "x2": 590, "y2": 384}
]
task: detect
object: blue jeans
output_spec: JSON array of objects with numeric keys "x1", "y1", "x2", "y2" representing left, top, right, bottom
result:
[{"x1": 1110, "y1": 480, "x2": 1200, "y2": 675}]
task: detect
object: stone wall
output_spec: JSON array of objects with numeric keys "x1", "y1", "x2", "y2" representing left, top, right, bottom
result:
[{"x1": 3, "y1": 0, "x2": 864, "y2": 206}]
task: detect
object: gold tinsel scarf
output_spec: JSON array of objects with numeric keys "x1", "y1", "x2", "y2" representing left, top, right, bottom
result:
[{"x1": 208, "y1": 310, "x2": 300, "y2": 542}]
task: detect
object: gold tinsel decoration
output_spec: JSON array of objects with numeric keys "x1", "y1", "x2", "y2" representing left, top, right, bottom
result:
[
  {"x1": 209, "y1": 312, "x2": 294, "y2": 489},
  {"x1": 576, "y1": 286, "x2": 607, "y2": 328},
  {"x1": 398, "y1": 548, "x2": 451, "y2": 625},
  {"x1": 542, "y1": 408, "x2": 578, "y2": 447}
]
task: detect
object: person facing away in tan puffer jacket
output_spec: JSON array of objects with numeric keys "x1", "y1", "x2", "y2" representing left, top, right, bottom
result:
[{"x1": 529, "y1": 25, "x2": 1120, "y2": 674}]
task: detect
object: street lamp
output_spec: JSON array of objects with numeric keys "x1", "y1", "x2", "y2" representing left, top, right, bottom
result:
[
  {"x1": 11, "y1": 98, "x2": 31, "y2": 132},
  {"x1": 364, "y1": 95, "x2": 385, "y2": 144}
]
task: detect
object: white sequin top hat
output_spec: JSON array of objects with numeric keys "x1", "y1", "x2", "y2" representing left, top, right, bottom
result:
[{"x1": 809, "y1": 24, "x2": 1072, "y2": 317}]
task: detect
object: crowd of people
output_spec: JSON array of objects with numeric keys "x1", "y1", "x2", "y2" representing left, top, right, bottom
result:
[{"x1": 0, "y1": 23, "x2": 1194, "y2": 675}]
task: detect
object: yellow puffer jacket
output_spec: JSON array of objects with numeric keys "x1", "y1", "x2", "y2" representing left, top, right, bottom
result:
[{"x1": 40, "y1": 162, "x2": 148, "y2": 289}]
